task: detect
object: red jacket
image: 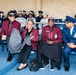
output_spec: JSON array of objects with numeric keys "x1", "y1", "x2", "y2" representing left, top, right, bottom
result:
[
  {"x1": 21, "y1": 28, "x2": 39, "y2": 50},
  {"x1": 42, "y1": 25, "x2": 63, "y2": 44},
  {"x1": 1, "y1": 20, "x2": 20, "y2": 36}
]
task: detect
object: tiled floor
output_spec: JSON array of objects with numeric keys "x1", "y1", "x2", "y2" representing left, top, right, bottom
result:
[{"x1": 0, "y1": 45, "x2": 76, "y2": 75}]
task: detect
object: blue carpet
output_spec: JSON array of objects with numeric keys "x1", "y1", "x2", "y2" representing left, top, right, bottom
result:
[{"x1": 0, "y1": 45, "x2": 76, "y2": 75}]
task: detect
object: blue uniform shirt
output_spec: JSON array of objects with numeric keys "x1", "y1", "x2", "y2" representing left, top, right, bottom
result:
[{"x1": 62, "y1": 26, "x2": 76, "y2": 45}]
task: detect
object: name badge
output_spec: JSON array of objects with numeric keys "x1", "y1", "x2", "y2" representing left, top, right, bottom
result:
[
  {"x1": 46, "y1": 30, "x2": 50, "y2": 33},
  {"x1": 54, "y1": 34, "x2": 58, "y2": 39}
]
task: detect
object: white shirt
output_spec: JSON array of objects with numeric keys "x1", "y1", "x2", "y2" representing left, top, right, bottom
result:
[
  {"x1": 38, "y1": 18, "x2": 48, "y2": 34},
  {"x1": 16, "y1": 17, "x2": 27, "y2": 28},
  {"x1": 70, "y1": 26, "x2": 74, "y2": 35},
  {"x1": 39, "y1": 18, "x2": 48, "y2": 28}
]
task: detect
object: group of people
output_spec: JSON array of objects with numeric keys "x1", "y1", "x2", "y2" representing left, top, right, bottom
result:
[
  {"x1": 0, "y1": 10, "x2": 76, "y2": 72},
  {"x1": 0, "y1": 10, "x2": 48, "y2": 29}
]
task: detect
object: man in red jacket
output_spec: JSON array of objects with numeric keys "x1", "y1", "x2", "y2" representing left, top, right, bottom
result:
[
  {"x1": 1, "y1": 10, "x2": 21, "y2": 62},
  {"x1": 37, "y1": 17, "x2": 63, "y2": 71}
]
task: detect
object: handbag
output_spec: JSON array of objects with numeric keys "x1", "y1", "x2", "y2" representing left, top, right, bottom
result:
[{"x1": 29, "y1": 58, "x2": 40, "y2": 72}]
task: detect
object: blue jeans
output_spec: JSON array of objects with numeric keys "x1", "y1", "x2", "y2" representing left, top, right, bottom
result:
[{"x1": 63, "y1": 45, "x2": 76, "y2": 65}]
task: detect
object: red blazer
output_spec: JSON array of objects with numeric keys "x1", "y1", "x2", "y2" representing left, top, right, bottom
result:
[
  {"x1": 21, "y1": 28, "x2": 39, "y2": 50},
  {"x1": 42, "y1": 25, "x2": 63, "y2": 44},
  {"x1": 1, "y1": 20, "x2": 20, "y2": 36}
]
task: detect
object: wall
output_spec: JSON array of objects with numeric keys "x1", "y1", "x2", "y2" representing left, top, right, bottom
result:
[
  {"x1": 42, "y1": 0, "x2": 76, "y2": 19},
  {"x1": 0, "y1": 0, "x2": 36, "y2": 14},
  {"x1": 0, "y1": 0, "x2": 76, "y2": 19}
]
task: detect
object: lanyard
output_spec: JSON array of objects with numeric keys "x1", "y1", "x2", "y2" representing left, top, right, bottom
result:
[{"x1": 48, "y1": 26, "x2": 54, "y2": 40}]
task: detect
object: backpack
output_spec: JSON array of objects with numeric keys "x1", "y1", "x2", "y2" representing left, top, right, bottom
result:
[{"x1": 29, "y1": 58, "x2": 40, "y2": 72}]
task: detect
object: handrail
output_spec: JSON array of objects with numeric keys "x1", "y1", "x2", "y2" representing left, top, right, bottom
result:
[{"x1": 35, "y1": 22, "x2": 76, "y2": 25}]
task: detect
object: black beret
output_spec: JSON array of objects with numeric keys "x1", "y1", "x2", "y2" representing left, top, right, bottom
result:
[
  {"x1": 0, "y1": 11, "x2": 4, "y2": 14},
  {"x1": 23, "y1": 10, "x2": 26, "y2": 12},
  {"x1": 38, "y1": 11, "x2": 43, "y2": 13},
  {"x1": 7, "y1": 11, "x2": 16, "y2": 17}
]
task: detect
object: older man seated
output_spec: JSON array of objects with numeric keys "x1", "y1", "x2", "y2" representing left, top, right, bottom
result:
[{"x1": 37, "y1": 17, "x2": 63, "y2": 71}]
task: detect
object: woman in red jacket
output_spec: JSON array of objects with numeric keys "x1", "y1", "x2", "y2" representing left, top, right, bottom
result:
[
  {"x1": 17, "y1": 19, "x2": 39, "y2": 71},
  {"x1": 1, "y1": 10, "x2": 20, "y2": 62}
]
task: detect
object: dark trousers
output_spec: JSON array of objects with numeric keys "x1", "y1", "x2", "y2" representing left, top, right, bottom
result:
[
  {"x1": 37, "y1": 50, "x2": 49, "y2": 64},
  {"x1": 49, "y1": 59, "x2": 54, "y2": 67},
  {"x1": 19, "y1": 44, "x2": 32, "y2": 64},
  {"x1": 37, "y1": 42, "x2": 62, "y2": 67},
  {"x1": 8, "y1": 52, "x2": 12, "y2": 56},
  {"x1": 49, "y1": 59, "x2": 60, "y2": 68},
  {"x1": 63, "y1": 45, "x2": 76, "y2": 65}
]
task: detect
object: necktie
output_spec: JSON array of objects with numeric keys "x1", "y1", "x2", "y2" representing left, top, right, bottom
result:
[{"x1": 50, "y1": 28, "x2": 53, "y2": 39}]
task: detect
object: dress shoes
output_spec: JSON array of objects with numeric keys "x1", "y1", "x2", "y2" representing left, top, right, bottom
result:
[
  {"x1": 7, "y1": 54, "x2": 12, "y2": 62},
  {"x1": 65, "y1": 64, "x2": 70, "y2": 71},
  {"x1": 17, "y1": 64, "x2": 28, "y2": 71}
]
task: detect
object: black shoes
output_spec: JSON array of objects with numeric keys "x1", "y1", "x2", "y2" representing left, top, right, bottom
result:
[
  {"x1": 65, "y1": 64, "x2": 70, "y2": 71},
  {"x1": 57, "y1": 66, "x2": 61, "y2": 70},
  {"x1": 17, "y1": 64, "x2": 28, "y2": 71},
  {"x1": 7, "y1": 54, "x2": 13, "y2": 62},
  {"x1": 50, "y1": 66, "x2": 54, "y2": 71},
  {"x1": 40, "y1": 63, "x2": 49, "y2": 70}
]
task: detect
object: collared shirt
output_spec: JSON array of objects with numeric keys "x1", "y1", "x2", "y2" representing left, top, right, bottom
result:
[
  {"x1": 42, "y1": 25, "x2": 63, "y2": 44},
  {"x1": 70, "y1": 26, "x2": 74, "y2": 35},
  {"x1": 40, "y1": 18, "x2": 48, "y2": 28},
  {"x1": 36, "y1": 16, "x2": 43, "y2": 22},
  {"x1": 16, "y1": 17, "x2": 27, "y2": 28}
]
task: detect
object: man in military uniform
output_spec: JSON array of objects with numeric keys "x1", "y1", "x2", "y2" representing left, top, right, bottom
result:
[
  {"x1": 22, "y1": 10, "x2": 28, "y2": 19},
  {"x1": 63, "y1": 16, "x2": 76, "y2": 71},
  {"x1": 36, "y1": 11, "x2": 43, "y2": 30}
]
